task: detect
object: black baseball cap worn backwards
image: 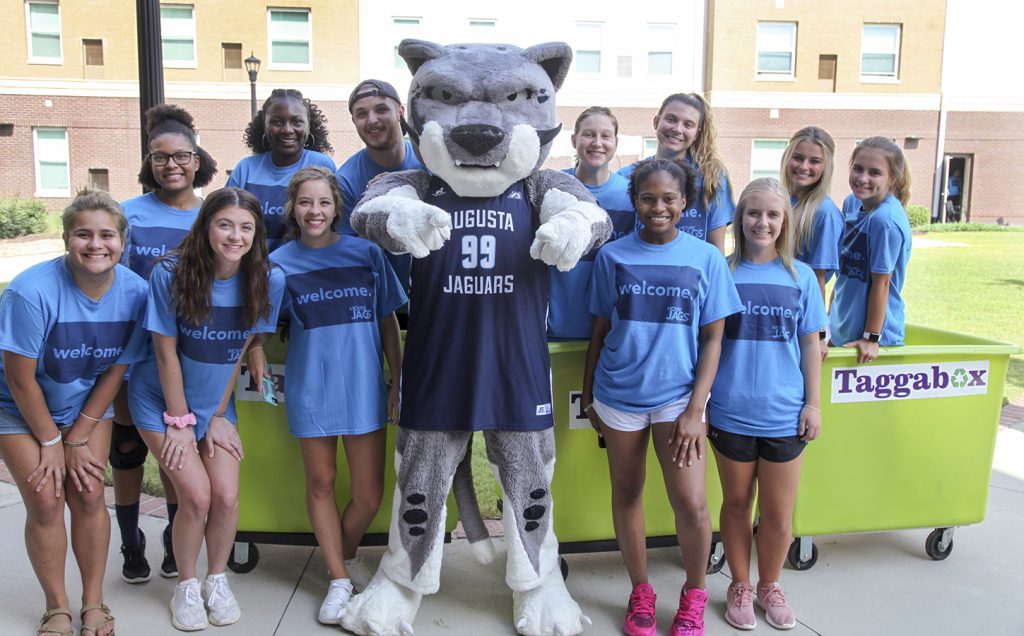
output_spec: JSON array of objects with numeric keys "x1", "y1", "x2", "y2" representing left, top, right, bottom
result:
[{"x1": 348, "y1": 80, "x2": 401, "y2": 112}]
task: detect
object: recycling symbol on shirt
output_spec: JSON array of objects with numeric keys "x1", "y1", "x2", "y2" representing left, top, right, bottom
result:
[{"x1": 950, "y1": 368, "x2": 969, "y2": 388}]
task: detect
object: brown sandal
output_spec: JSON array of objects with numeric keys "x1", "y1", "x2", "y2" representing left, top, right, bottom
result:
[
  {"x1": 37, "y1": 608, "x2": 72, "y2": 636},
  {"x1": 80, "y1": 603, "x2": 115, "y2": 636}
]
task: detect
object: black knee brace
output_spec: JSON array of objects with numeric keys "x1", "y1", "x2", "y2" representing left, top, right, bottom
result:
[{"x1": 109, "y1": 422, "x2": 149, "y2": 470}]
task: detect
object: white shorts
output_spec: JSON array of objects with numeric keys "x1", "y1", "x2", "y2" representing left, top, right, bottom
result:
[{"x1": 592, "y1": 395, "x2": 693, "y2": 433}]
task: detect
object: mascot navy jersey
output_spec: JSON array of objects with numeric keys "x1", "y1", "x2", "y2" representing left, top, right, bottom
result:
[
  {"x1": 401, "y1": 177, "x2": 552, "y2": 432},
  {"x1": 271, "y1": 236, "x2": 406, "y2": 437},
  {"x1": 590, "y1": 232, "x2": 742, "y2": 412},
  {"x1": 0, "y1": 258, "x2": 148, "y2": 425},
  {"x1": 128, "y1": 261, "x2": 285, "y2": 439},
  {"x1": 121, "y1": 192, "x2": 199, "y2": 280},
  {"x1": 709, "y1": 259, "x2": 827, "y2": 437},
  {"x1": 792, "y1": 195, "x2": 843, "y2": 282},
  {"x1": 226, "y1": 149, "x2": 336, "y2": 252},
  {"x1": 620, "y1": 156, "x2": 733, "y2": 242},
  {"x1": 548, "y1": 169, "x2": 635, "y2": 340},
  {"x1": 829, "y1": 192, "x2": 911, "y2": 347}
]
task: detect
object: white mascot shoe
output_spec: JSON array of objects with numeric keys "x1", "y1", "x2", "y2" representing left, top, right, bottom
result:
[
  {"x1": 341, "y1": 572, "x2": 422, "y2": 636},
  {"x1": 513, "y1": 569, "x2": 592, "y2": 636}
]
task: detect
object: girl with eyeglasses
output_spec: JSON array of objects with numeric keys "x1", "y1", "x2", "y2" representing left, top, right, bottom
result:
[{"x1": 111, "y1": 104, "x2": 219, "y2": 587}]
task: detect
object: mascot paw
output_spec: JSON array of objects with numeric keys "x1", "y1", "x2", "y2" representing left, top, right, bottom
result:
[
  {"x1": 384, "y1": 199, "x2": 452, "y2": 258},
  {"x1": 512, "y1": 569, "x2": 591, "y2": 636},
  {"x1": 529, "y1": 208, "x2": 595, "y2": 272},
  {"x1": 340, "y1": 572, "x2": 421, "y2": 636}
]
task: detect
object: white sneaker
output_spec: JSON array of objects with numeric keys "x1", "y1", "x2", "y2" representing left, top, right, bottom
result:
[
  {"x1": 345, "y1": 556, "x2": 375, "y2": 592},
  {"x1": 171, "y1": 578, "x2": 208, "y2": 631},
  {"x1": 203, "y1": 573, "x2": 241, "y2": 626},
  {"x1": 318, "y1": 579, "x2": 354, "y2": 625}
]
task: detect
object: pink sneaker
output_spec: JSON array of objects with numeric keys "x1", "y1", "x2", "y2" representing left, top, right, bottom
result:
[
  {"x1": 623, "y1": 583, "x2": 657, "y2": 636},
  {"x1": 757, "y1": 582, "x2": 796, "y2": 630},
  {"x1": 671, "y1": 587, "x2": 707, "y2": 636},
  {"x1": 725, "y1": 581, "x2": 756, "y2": 630}
]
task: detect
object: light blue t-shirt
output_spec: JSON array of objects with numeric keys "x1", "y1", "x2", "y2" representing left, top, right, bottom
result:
[
  {"x1": 548, "y1": 169, "x2": 635, "y2": 340},
  {"x1": 829, "y1": 193, "x2": 912, "y2": 347},
  {"x1": 709, "y1": 259, "x2": 828, "y2": 438},
  {"x1": 128, "y1": 261, "x2": 285, "y2": 440},
  {"x1": 793, "y1": 195, "x2": 843, "y2": 282},
  {"x1": 336, "y1": 141, "x2": 425, "y2": 298},
  {"x1": 270, "y1": 236, "x2": 407, "y2": 437},
  {"x1": 589, "y1": 232, "x2": 742, "y2": 412},
  {"x1": 121, "y1": 192, "x2": 200, "y2": 280},
  {"x1": 0, "y1": 258, "x2": 148, "y2": 426},
  {"x1": 619, "y1": 155, "x2": 734, "y2": 242},
  {"x1": 226, "y1": 149, "x2": 337, "y2": 252}
]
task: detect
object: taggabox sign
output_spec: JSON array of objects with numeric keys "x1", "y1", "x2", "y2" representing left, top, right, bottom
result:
[{"x1": 831, "y1": 361, "x2": 990, "y2": 403}]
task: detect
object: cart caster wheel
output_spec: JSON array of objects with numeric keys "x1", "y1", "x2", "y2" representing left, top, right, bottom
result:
[
  {"x1": 559, "y1": 556, "x2": 569, "y2": 580},
  {"x1": 786, "y1": 538, "x2": 818, "y2": 571},
  {"x1": 228, "y1": 542, "x2": 260, "y2": 573},
  {"x1": 706, "y1": 541, "x2": 725, "y2": 574},
  {"x1": 925, "y1": 528, "x2": 954, "y2": 561}
]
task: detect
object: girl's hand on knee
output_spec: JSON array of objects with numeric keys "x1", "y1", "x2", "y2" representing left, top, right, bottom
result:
[
  {"x1": 799, "y1": 406, "x2": 822, "y2": 441},
  {"x1": 28, "y1": 444, "x2": 66, "y2": 497},
  {"x1": 65, "y1": 444, "x2": 106, "y2": 493},
  {"x1": 161, "y1": 425, "x2": 197, "y2": 471},
  {"x1": 206, "y1": 415, "x2": 243, "y2": 462},
  {"x1": 669, "y1": 409, "x2": 705, "y2": 468}
]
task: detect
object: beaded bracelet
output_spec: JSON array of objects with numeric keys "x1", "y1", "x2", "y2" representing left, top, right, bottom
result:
[{"x1": 63, "y1": 438, "x2": 90, "y2": 448}]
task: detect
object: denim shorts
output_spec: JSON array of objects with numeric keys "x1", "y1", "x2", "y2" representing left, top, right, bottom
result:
[{"x1": 0, "y1": 405, "x2": 115, "y2": 436}]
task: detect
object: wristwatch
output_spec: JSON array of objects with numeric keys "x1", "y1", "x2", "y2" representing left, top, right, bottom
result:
[{"x1": 862, "y1": 331, "x2": 881, "y2": 343}]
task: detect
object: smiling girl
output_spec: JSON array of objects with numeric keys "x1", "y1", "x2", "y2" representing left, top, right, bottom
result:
[
  {"x1": 582, "y1": 159, "x2": 741, "y2": 636},
  {"x1": 0, "y1": 191, "x2": 149, "y2": 636},
  {"x1": 708, "y1": 178, "x2": 826, "y2": 631},
  {"x1": 249, "y1": 167, "x2": 405, "y2": 623},
  {"x1": 619, "y1": 94, "x2": 734, "y2": 252},
  {"x1": 830, "y1": 137, "x2": 912, "y2": 363},
  {"x1": 127, "y1": 188, "x2": 284, "y2": 631},
  {"x1": 228, "y1": 88, "x2": 336, "y2": 252}
]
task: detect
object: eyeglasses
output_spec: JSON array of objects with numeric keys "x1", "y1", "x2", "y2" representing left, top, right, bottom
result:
[{"x1": 149, "y1": 151, "x2": 196, "y2": 166}]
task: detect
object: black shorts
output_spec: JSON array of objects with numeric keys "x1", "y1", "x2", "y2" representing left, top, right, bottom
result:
[{"x1": 707, "y1": 424, "x2": 806, "y2": 463}]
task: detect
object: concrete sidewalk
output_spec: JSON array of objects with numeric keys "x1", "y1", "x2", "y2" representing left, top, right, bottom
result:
[{"x1": 1, "y1": 421, "x2": 1022, "y2": 635}]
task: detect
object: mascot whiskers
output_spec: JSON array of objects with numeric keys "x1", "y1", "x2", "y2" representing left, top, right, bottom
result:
[{"x1": 341, "y1": 39, "x2": 611, "y2": 636}]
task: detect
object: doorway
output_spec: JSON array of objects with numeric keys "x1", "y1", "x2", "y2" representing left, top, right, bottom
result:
[{"x1": 939, "y1": 154, "x2": 973, "y2": 223}]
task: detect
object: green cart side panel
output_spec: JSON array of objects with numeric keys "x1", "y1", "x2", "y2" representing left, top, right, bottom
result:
[
  {"x1": 793, "y1": 324, "x2": 1018, "y2": 537},
  {"x1": 235, "y1": 338, "x2": 457, "y2": 537},
  {"x1": 548, "y1": 342, "x2": 724, "y2": 544}
]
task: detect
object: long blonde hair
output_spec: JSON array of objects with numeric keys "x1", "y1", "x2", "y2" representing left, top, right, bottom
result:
[
  {"x1": 781, "y1": 127, "x2": 834, "y2": 255},
  {"x1": 729, "y1": 178, "x2": 797, "y2": 279},
  {"x1": 657, "y1": 93, "x2": 730, "y2": 208},
  {"x1": 851, "y1": 136, "x2": 911, "y2": 208}
]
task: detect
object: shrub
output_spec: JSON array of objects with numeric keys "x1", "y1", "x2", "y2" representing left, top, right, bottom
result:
[
  {"x1": 0, "y1": 197, "x2": 48, "y2": 239},
  {"x1": 922, "y1": 222, "x2": 1023, "y2": 233},
  {"x1": 906, "y1": 204, "x2": 930, "y2": 228}
]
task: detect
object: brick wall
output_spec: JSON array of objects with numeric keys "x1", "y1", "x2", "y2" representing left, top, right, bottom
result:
[{"x1": 944, "y1": 111, "x2": 1024, "y2": 226}]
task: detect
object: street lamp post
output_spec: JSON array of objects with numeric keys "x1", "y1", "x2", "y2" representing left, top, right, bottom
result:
[{"x1": 245, "y1": 53, "x2": 261, "y2": 119}]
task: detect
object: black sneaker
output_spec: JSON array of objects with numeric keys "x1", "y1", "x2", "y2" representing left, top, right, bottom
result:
[
  {"x1": 161, "y1": 523, "x2": 178, "y2": 578},
  {"x1": 120, "y1": 529, "x2": 151, "y2": 584}
]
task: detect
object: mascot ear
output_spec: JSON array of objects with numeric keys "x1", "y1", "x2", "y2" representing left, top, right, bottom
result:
[
  {"x1": 522, "y1": 42, "x2": 573, "y2": 91},
  {"x1": 399, "y1": 39, "x2": 445, "y2": 75}
]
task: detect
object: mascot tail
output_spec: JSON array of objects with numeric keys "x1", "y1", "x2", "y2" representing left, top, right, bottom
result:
[{"x1": 453, "y1": 435, "x2": 497, "y2": 564}]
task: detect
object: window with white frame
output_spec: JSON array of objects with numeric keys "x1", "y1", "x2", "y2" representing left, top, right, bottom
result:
[
  {"x1": 751, "y1": 139, "x2": 788, "y2": 180},
  {"x1": 268, "y1": 8, "x2": 311, "y2": 69},
  {"x1": 861, "y1": 24, "x2": 900, "y2": 79},
  {"x1": 34, "y1": 128, "x2": 69, "y2": 197},
  {"x1": 393, "y1": 17, "x2": 420, "y2": 69},
  {"x1": 160, "y1": 4, "x2": 195, "y2": 67},
  {"x1": 642, "y1": 138, "x2": 658, "y2": 159},
  {"x1": 469, "y1": 19, "x2": 495, "y2": 42},
  {"x1": 26, "y1": 1, "x2": 62, "y2": 63},
  {"x1": 575, "y1": 22, "x2": 602, "y2": 74},
  {"x1": 756, "y1": 22, "x2": 796, "y2": 78},
  {"x1": 647, "y1": 23, "x2": 674, "y2": 75}
]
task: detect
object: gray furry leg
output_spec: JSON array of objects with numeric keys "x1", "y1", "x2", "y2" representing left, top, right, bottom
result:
[
  {"x1": 483, "y1": 428, "x2": 560, "y2": 590},
  {"x1": 379, "y1": 428, "x2": 472, "y2": 593}
]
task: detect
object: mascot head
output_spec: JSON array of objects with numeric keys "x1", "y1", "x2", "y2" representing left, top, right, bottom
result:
[{"x1": 398, "y1": 39, "x2": 572, "y2": 198}]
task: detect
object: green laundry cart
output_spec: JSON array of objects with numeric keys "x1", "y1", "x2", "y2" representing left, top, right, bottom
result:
[
  {"x1": 546, "y1": 341, "x2": 729, "y2": 577},
  {"x1": 228, "y1": 337, "x2": 457, "y2": 573},
  {"x1": 786, "y1": 324, "x2": 1020, "y2": 570}
]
